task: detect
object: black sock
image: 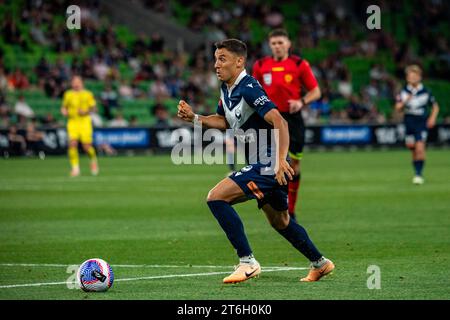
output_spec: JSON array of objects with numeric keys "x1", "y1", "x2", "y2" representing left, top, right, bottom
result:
[
  {"x1": 207, "y1": 200, "x2": 252, "y2": 257},
  {"x1": 276, "y1": 217, "x2": 322, "y2": 262},
  {"x1": 413, "y1": 160, "x2": 424, "y2": 176}
]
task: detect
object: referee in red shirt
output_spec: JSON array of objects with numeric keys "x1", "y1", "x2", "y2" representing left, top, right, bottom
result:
[{"x1": 253, "y1": 29, "x2": 321, "y2": 221}]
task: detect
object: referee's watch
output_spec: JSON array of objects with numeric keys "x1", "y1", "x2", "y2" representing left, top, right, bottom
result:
[{"x1": 301, "y1": 97, "x2": 307, "y2": 106}]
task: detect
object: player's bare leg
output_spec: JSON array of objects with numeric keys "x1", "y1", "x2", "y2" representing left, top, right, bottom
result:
[
  {"x1": 412, "y1": 141, "x2": 425, "y2": 184},
  {"x1": 262, "y1": 203, "x2": 334, "y2": 282},
  {"x1": 82, "y1": 143, "x2": 99, "y2": 176},
  {"x1": 207, "y1": 177, "x2": 261, "y2": 283},
  {"x1": 68, "y1": 140, "x2": 80, "y2": 177},
  {"x1": 288, "y1": 157, "x2": 301, "y2": 220}
]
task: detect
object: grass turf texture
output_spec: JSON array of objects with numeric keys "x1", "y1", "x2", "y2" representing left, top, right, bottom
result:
[{"x1": 0, "y1": 150, "x2": 449, "y2": 300}]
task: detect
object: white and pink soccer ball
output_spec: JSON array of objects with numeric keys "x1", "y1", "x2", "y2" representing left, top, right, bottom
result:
[{"x1": 77, "y1": 258, "x2": 114, "y2": 292}]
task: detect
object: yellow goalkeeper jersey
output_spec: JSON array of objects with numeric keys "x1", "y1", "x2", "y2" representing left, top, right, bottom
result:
[{"x1": 62, "y1": 89, "x2": 96, "y2": 122}]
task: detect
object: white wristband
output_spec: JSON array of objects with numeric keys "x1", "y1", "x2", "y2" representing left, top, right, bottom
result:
[{"x1": 193, "y1": 114, "x2": 200, "y2": 124}]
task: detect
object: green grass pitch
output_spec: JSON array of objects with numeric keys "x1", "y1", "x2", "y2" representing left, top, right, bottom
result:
[{"x1": 0, "y1": 150, "x2": 449, "y2": 300}]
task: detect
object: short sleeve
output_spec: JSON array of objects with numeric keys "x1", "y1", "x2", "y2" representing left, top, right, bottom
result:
[
  {"x1": 242, "y1": 80, "x2": 276, "y2": 118},
  {"x1": 299, "y1": 60, "x2": 318, "y2": 91},
  {"x1": 216, "y1": 99, "x2": 225, "y2": 116},
  {"x1": 88, "y1": 91, "x2": 96, "y2": 107},
  {"x1": 62, "y1": 91, "x2": 69, "y2": 107},
  {"x1": 428, "y1": 90, "x2": 436, "y2": 105}
]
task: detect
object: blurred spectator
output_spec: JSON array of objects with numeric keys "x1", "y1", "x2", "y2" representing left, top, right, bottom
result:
[
  {"x1": 8, "y1": 69, "x2": 29, "y2": 90},
  {"x1": 128, "y1": 115, "x2": 138, "y2": 127},
  {"x1": 100, "y1": 83, "x2": 119, "y2": 120},
  {"x1": 90, "y1": 110, "x2": 104, "y2": 127},
  {"x1": 93, "y1": 58, "x2": 110, "y2": 81},
  {"x1": 40, "y1": 112, "x2": 61, "y2": 128},
  {"x1": 346, "y1": 95, "x2": 368, "y2": 121},
  {"x1": 14, "y1": 95, "x2": 34, "y2": 119},
  {"x1": 25, "y1": 121, "x2": 46, "y2": 158},
  {"x1": 366, "y1": 105, "x2": 386, "y2": 124},
  {"x1": 336, "y1": 67, "x2": 352, "y2": 98},
  {"x1": 7, "y1": 125, "x2": 26, "y2": 156},
  {"x1": 0, "y1": 104, "x2": 11, "y2": 128},
  {"x1": 0, "y1": 68, "x2": 8, "y2": 93},
  {"x1": 118, "y1": 80, "x2": 134, "y2": 100},
  {"x1": 149, "y1": 32, "x2": 164, "y2": 53},
  {"x1": 108, "y1": 112, "x2": 128, "y2": 127},
  {"x1": 149, "y1": 77, "x2": 170, "y2": 100},
  {"x1": 151, "y1": 102, "x2": 171, "y2": 128}
]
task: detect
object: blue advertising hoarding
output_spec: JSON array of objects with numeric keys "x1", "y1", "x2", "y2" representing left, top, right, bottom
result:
[{"x1": 321, "y1": 126, "x2": 371, "y2": 144}]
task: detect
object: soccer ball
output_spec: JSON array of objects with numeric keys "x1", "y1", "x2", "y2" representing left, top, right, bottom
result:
[{"x1": 77, "y1": 258, "x2": 114, "y2": 292}]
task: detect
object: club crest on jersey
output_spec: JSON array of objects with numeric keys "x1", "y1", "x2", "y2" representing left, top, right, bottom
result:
[
  {"x1": 235, "y1": 106, "x2": 242, "y2": 120},
  {"x1": 284, "y1": 74, "x2": 293, "y2": 83},
  {"x1": 241, "y1": 165, "x2": 253, "y2": 172},
  {"x1": 263, "y1": 73, "x2": 272, "y2": 85}
]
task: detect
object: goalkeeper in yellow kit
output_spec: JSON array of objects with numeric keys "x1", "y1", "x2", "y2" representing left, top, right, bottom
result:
[{"x1": 61, "y1": 75, "x2": 99, "y2": 177}]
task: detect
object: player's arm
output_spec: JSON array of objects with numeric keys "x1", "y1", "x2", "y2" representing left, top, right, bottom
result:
[
  {"x1": 61, "y1": 92, "x2": 68, "y2": 117},
  {"x1": 264, "y1": 109, "x2": 294, "y2": 185},
  {"x1": 177, "y1": 100, "x2": 228, "y2": 130},
  {"x1": 427, "y1": 102, "x2": 439, "y2": 129},
  {"x1": 395, "y1": 93, "x2": 412, "y2": 112},
  {"x1": 79, "y1": 92, "x2": 96, "y2": 116},
  {"x1": 289, "y1": 60, "x2": 321, "y2": 113}
]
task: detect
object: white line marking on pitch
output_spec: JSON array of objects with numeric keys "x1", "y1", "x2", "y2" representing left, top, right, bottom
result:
[
  {"x1": 0, "y1": 267, "x2": 308, "y2": 289},
  {"x1": 0, "y1": 263, "x2": 298, "y2": 269}
]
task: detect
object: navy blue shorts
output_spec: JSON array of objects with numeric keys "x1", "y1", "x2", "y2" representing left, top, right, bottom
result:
[
  {"x1": 228, "y1": 163, "x2": 288, "y2": 211},
  {"x1": 404, "y1": 115, "x2": 427, "y2": 144}
]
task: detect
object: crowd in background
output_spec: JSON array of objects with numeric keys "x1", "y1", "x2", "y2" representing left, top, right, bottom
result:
[{"x1": 0, "y1": 0, "x2": 449, "y2": 137}]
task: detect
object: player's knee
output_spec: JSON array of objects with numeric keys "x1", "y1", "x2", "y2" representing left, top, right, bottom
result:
[
  {"x1": 206, "y1": 189, "x2": 220, "y2": 202},
  {"x1": 269, "y1": 212, "x2": 290, "y2": 230}
]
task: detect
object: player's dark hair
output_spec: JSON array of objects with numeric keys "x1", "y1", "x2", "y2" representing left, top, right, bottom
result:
[
  {"x1": 215, "y1": 39, "x2": 247, "y2": 58},
  {"x1": 268, "y1": 28, "x2": 289, "y2": 39}
]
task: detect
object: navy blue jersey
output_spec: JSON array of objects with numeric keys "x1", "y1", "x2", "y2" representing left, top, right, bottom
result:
[
  {"x1": 216, "y1": 70, "x2": 277, "y2": 164},
  {"x1": 396, "y1": 83, "x2": 436, "y2": 119}
]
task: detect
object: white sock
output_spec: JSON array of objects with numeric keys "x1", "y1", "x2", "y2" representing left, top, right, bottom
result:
[
  {"x1": 311, "y1": 256, "x2": 328, "y2": 268},
  {"x1": 239, "y1": 254, "x2": 257, "y2": 265}
]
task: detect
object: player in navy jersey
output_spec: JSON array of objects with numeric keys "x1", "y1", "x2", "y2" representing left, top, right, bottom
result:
[
  {"x1": 177, "y1": 39, "x2": 334, "y2": 284},
  {"x1": 395, "y1": 65, "x2": 440, "y2": 185}
]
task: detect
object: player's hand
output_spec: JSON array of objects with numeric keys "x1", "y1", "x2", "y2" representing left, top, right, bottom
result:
[
  {"x1": 288, "y1": 99, "x2": 304, "y2": 114},
  {"x1": 177, "y1": 100, "x2": 195, "y2": 122},
  {"x1": 404, "y1": 94, "x2": 413, "y2": 106},
  {"x1": 426, "y1": 117, "x2": 436, "y2": 129},
  {"x1": 78, "y1": 109, "x2": 88, "y2": 116},
  {"x1": 274, "y1": 158, "x2": 295, "y2": 185},
  {"x1": 61, "y1": 108, "x2": 68, "y2": 117}
]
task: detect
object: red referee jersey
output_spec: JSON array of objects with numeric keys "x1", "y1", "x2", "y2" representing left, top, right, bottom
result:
[{"x1": 252, "y1": 55, "x2": 318, "y2": 113}]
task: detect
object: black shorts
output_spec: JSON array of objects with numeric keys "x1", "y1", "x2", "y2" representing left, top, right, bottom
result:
[
  {"x1": 281, "y1": 111, "x2": 305, "y2": 160},
  {"x1": 404, "y1": 115, "x2": 428, "y2": 144}
]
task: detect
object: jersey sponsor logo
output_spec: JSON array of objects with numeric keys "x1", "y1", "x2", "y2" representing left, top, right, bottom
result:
[
  {"x1": 272, "y1": 67, "x2": 285, "y2": 72},
  {"x1": 284, "y1": 74, "x2": 293, "y2": 83},
  {"x1": 253, "y1": 95, "x2": 270, "y2": 106},
  {"x1": 263, "y1": 73, "x2": 272, "y2": 85}
]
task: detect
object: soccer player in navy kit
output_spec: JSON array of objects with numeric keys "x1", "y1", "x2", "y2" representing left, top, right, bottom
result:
[
  {"x1": 395, "y1": 65, "x2": 440, "y2": 185},
  {"x1": 178, "y1": 39, "x2": 334, "y2": 284}
]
